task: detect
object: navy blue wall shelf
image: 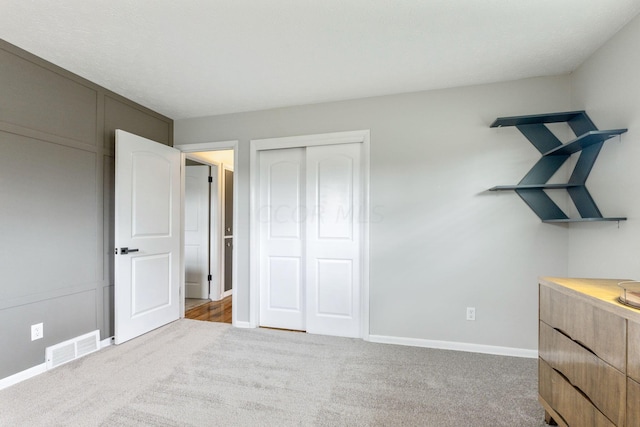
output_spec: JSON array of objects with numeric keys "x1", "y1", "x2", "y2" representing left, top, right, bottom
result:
[{"x1": 490, "y1": 111, "x2": 627, "y2": 223}]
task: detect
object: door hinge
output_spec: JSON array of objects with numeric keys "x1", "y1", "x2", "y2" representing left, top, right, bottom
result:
[
  {"x1": 208, "y1": 274, "x2": 212, "y2": 281},
  {"x1": 208, "y1": 176, "x2": 213, "y2": 183}
]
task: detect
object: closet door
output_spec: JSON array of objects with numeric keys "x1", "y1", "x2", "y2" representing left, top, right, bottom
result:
[
  {"x1": 305, "y1": 143, "x2": 361, "y2": 338},
  {"x1": 257, "y1": 143, "x2": 362, "y2": 337},
  {"x1": 259, "y1": 148, "x2": 306, "y2": 330}
]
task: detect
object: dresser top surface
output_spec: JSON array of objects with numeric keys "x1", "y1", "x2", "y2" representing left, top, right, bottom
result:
[{"x1": 540, "y1": 276, "x2": 640, "y2": 323}]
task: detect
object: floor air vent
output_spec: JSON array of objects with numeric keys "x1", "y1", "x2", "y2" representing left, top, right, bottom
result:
[{"x1": 46, "y1": 330, "x2": 100, "y2": 370}]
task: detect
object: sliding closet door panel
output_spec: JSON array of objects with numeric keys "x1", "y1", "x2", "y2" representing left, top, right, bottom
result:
[
  {"x1": 306, "y1": 143, "x2": 361, "y2": 338},
  {"x1": 259, "y1": 148, "x2": 305, "y2": 330}
]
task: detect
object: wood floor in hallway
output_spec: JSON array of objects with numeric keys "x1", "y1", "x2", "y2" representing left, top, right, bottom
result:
[{"x1": 185, "y1": 295, "x2": 232, "y2": 323}]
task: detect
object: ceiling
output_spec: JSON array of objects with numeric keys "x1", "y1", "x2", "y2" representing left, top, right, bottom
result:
[{"x1": 1, "y1": 1, "x2": 640, "y2": 120}]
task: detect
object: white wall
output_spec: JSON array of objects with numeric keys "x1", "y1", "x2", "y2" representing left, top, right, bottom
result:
[
  {"x1": 175, "y1": 75, "x2": 571, "y2": 351},
  {"x1": 569, "y1": 14, "x2": 640, "y2": 279},
  {"x1": 188, "y1": 149, "x2": 234, "y2": 167}
]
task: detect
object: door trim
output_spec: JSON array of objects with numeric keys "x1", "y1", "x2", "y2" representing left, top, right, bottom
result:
[
  {"x1": 221, "y1": 163, "x2": 234, "y2": 300},
  {"x1": 250, "y1": 130, "x2": 370, "y2": 339},
  {"x1": 175, "y1": 141, "x2": 239, "y2": 327}
]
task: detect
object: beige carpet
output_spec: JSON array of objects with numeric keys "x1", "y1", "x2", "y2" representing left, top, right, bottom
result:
[{"x1": 0, "y1": 319, "x2": 548, "y2": 426}]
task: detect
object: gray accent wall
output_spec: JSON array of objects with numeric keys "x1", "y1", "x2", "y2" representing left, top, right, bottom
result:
[
  {"x1": 0, "y1": 40, "x2": 172, "y2": 379},
  {"x1": 176, "y1": 76, "x2": 573, "y2": 351}
]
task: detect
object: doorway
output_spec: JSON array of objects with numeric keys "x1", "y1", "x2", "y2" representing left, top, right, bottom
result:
[{"x1": 177, "y1": 141, "x2": 239, "y2": 325}]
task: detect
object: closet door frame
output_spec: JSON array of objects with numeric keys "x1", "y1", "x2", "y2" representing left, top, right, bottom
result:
[{"x1": 250, "y1": 130, "x2": 370, "y2": 339}]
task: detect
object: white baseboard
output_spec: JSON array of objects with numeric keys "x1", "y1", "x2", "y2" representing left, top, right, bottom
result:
[
  {"x1": 0, "y1": 363, "x2": 47, "y2": 391},
  {"x1": 368, "y1": 334, "x2": 537, "y2": 359},
  {"x1": 100, "y1": 337, "x2": 114, "y2": 349},
  {"x1": 0, "y1": 336, "x2": 114, "y2": 391},
  {"x1": 233, "y1": 320, "x2": 254, "y2": 328}
]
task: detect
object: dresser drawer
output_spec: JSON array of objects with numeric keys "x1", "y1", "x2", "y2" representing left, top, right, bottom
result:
[
  {"x1": 539, "y1": 321, "x2": 626, "y2": 426},
  {"x1": 629, "y1": 321, "x2": 640, "y2": 383},
  {"x1": 628, "y1": 377, "x2": 640, "y2": 427},
  {"x1": 539, "y1": 358, "x2": 616, "y2": 427},
  {"x1": 540, "y1": 284, "x2": 626, "y2": 371}
]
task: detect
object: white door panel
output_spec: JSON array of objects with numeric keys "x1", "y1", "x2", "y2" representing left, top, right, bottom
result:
[
  {"x1": 115, "y1": 130, "x2": 181, "y2": 345},
  {"x1": 268, "y1": 256, "x2": 303, "y2": 310},
  {"x1": 316, "y1": 154, "x2": 354, "y2": 240},
  {"x1": 131, "y1": 153, "x2": 172, "y2": 236},
  {"x1": 184, "y1": 165, "x2": 210, "y2": 299},
  {"x1": 259, "y1": 148, "x2": 305, "y2": 330},
  {"x1": 132, "y1": 254, "x2": 171, "y2": 315},
  {"x1": 315, "y1": 259, "x2": 353, "y2": 316},
  {"x1": 268, "y1": 160, "x2": 303, "y2": 239},
  {"x1": 184, "y1": 246, "x2": 200, "y2": 288},
  {"x1": 306, "y1": 143, "x2": 361, "y2": 337}
]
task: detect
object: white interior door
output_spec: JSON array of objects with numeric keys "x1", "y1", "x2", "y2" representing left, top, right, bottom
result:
[
  {"x1": 258, "y1": 144, "x2": 362, "y2": 337},
  {"x1": 114, "y1": 130, "x2": 181, "y2": 345},
  {"x1": 259, "y1": 148, "x2": 305, "y2": 330},
  {"x1": 306, "y1": 143, "x2": 361, "y2": 337},
  {"x1": 184, "y1": 165, "x2": 210, "y2": 299}
]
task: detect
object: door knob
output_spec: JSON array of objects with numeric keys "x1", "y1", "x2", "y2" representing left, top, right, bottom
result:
[{"x1": 120, "y1": 247, "x2": 139, "y2": 255}]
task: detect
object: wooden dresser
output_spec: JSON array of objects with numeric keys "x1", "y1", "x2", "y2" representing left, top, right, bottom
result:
[{"x1": 539, "y1": 277, "x2": 640, "y2": 427}]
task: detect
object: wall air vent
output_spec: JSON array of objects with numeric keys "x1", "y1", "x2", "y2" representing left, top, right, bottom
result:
[{"x1": 45, "y1": 330, "x2": 100, "y2": 370}]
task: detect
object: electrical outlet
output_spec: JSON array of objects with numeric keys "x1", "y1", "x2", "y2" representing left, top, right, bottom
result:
[
  {"x1": 31, "y1": 323, "x2": 43, "y2": 341},
  {"x1": 466, "y1": 307, "x2": 476, "y2": 321}
]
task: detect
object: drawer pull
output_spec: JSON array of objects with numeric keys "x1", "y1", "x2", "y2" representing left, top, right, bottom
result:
[
  {"x1": 552, "y1": 367, "x2": 614, "y2": 425},
  {"x1": 553, "y1": 327, "x2": 597, "y2": 356},
  {"x1": 552, "y1": 326, "x2": 573, "y2": 340},
  {"x1": 573, "y1": 339, "x2": 597, "y2": 357}
]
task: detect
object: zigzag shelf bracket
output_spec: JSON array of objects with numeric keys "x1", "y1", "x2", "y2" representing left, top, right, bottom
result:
[{"x1": 490, "y1": 111, "x2": 627, "y2": 223}]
